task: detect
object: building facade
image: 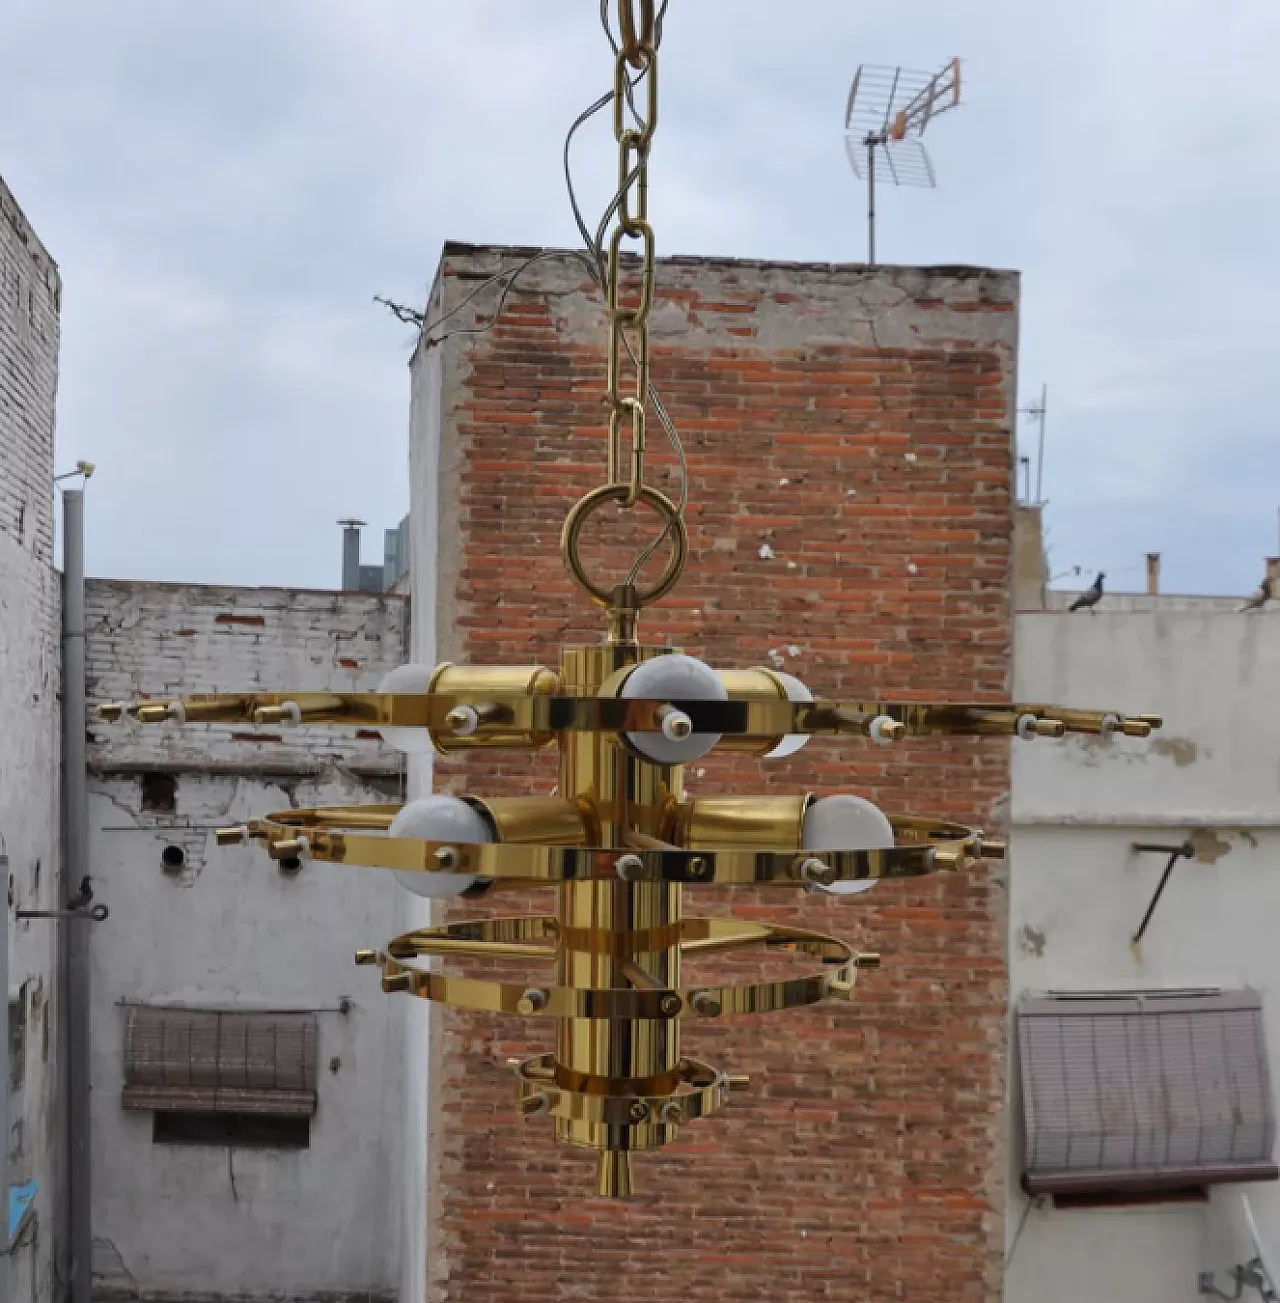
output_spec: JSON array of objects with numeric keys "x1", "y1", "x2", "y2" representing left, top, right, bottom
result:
[
  {"x1": 84, "y1": 579, "x2": 409, "y2": 1302},
  {"x1": 406, "y1": 243, "x2": 1020, "y2": 1302},
  {"x1": 1008, "y1": 586, "x2": 1280, "y2": 1301},
  {"x1": 0, "y1": 172, "x2": 66, "y2": 1303}
]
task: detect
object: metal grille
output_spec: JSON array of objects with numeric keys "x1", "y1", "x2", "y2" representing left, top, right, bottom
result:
[
  {"x1": 1018, "y1": 990, "x2": 1278, "y2": 1195},
  {"x1": 122, "y1": 1007, "x2": 317, "y2": 1116}
]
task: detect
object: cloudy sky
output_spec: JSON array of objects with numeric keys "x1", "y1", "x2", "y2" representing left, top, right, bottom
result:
[{"x1": 4, "y1": 0, "x2": 1278, "y2": 595}]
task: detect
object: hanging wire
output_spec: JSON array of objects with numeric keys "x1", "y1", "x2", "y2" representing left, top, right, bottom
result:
[{"x1": 380, "y1": 0, "x2": 687, "y2": 591}]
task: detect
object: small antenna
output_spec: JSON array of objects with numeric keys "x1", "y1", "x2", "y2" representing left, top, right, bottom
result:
[
  {"x1": 1019, "y1": 383, "x2": 1048, "y2": 503},
  {"x1": 844, "y1": 58, "x2": 962, "y2": 264}
]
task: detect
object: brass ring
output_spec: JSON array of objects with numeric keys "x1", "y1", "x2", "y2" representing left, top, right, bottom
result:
[
  {"x1": 252, "y1": 816, "x2": 968, "y2": 884},
  {"x1": 370, "y1": 917, "x2": 860, "y2": 1021},
  {"x1": 561, "y1": 484, "x2": 687, "y2": 609},
  {"x1": 516, "y1": 1054, "x2": 729, "y2": 1127}
]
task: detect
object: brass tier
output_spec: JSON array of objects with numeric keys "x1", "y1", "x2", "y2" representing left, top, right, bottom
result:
[
  {"x1": 95, "y1": 689, "x2": 1160, "y2": 748},
  {"x1": 221, "y1": 805, "x2": 1005, "y2": 884},
  {"x1": 355, "y1": 915, "x2": 879, "y2": 1020}
]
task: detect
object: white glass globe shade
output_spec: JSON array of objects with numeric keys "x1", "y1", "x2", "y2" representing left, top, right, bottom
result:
[
  {"x1": 802, "y1": 793, "x2": 894, "y2": 897},
  {"x1": 389, "y1": 795, "x2": 493, "y2": 898},
  {"x1": 763, "y1": 671, "x2": 814, "y2": 760},
  {"x1": 377, "y1": 663, "x2": 436, "y2": 754},
  {"x1": 622, "y1": 653, "x2": 728, "y2": 764}
]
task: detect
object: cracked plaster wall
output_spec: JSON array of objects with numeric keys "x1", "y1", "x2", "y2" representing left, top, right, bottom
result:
[
  {"x1": 86, "y1": 581, "x2": 409, "y2": 1302},
  {"x1": 0, "y1": 171, "x2": 63, "y2": 1303},
  {"x1": 1007, "y1": 608, "x2": 1280, "y2": 1302}
]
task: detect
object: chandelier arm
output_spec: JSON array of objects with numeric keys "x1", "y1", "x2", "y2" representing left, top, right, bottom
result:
[{"x1": 97, "y1": 693, "x2": 1158, "y2": 741}]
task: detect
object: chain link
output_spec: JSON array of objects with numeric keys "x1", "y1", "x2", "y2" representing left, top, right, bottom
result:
[
  {"x1": 617, "y1": 0, "x2": 656, "y2": 69},
  {"x1": 562, "y1": 1, "x2": 684, "y2": 628},
  {"x1": 605, "y1": 4, "x2": 659, "y2": 509}
]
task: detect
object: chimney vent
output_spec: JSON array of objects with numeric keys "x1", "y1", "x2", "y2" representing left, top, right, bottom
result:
[
  {"x1": 339, "y1": 519, "x2": 366, "y2": 592},
  {"x1": 1146, "y1": 553, "x2": 1161, "y2": 596}
]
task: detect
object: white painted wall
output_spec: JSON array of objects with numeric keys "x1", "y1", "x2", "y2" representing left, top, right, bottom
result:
[
  {"x1": 0, "y1": 172, "x2": 64, "y2": 1303},
  {"x1": 85, "y1": 579, "x2": 409, "y2": 1301},
  {"x1": 1008, "y1": 607, "x2": 1280, "y2": 1303}
]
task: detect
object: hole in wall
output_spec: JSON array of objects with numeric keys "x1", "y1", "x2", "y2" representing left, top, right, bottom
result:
[
  {"x1": 278, "y1": 856, "x2": 303, "y2": 876},
  {"x1": 160, "y1": 845, "x2": 186, "y2": 873},
  {"x1": 141, "y1": 773, "x2": 177, "y2": 813}
]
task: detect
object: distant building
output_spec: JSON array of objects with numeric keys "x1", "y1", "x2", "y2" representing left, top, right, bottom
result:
[
  {"x1": 1008, "y1": 510, "x2": 1280, "y2": 1300},
  {"x1": 0, "y1": 171, "x2": 65, "y2": 1303}
]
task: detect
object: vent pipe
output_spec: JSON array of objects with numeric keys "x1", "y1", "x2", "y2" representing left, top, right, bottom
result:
[
  {"x1": 1268, "y1": 557, "x2": 1280, "y2": 590},
  {"x1": 1146, "y1": 553, "x2": 1161, "y2": 596},
  {"x1": 339, "y1": 519, "x2": 365, "y2": 592}
]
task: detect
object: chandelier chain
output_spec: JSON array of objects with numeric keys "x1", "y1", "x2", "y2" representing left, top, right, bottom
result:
[{"x1": 605, "y1": 12, "x2": 658, "y2": 509}]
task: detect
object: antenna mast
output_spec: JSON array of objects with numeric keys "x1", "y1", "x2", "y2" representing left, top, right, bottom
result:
[
  {"x1": 1019, "y1": 383, "x2": 1049, "y2": 503},
  {"x1": 844, "y1": 59, "x2": 962, "y2": 265}
]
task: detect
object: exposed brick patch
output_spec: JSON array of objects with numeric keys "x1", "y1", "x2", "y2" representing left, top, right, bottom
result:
[
  {"x1": 86, "y1": 580, "x2": 411, "y2": 777},
  {"x1": 419, "y1": 247, "x2": 1017, "y2": 1302}
]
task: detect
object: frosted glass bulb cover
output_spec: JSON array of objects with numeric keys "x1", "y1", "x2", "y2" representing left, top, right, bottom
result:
[
  {"x1": 803, "y1": 794, "x2": 894, "y2": 897},
  {"x1": 621, "y1": 653, "x2": 728, "y2": 764},
  {"x1": 378, "y1": 663, "x2": 435, "y2": 754},
  {"x1": 763, "y1": 671, "x2": 814, "y2": 760},
  {"x1": 389, "y1": 795, "x2": 492, "y2": 898}
]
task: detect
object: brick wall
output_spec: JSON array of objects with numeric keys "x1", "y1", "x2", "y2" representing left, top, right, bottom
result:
[
  {"x1": 0, "y1": 173, "x2": 62, "y2": 1303},
  {"x1": 414, "y1": 244, "x2": 1017, "y2": 1302},
  {"x1": 0, "y1": 174, "x2": 59, "y2": 571},
  {"x1": 87, "y1": 579, "x2": 410, "y2": 777}
]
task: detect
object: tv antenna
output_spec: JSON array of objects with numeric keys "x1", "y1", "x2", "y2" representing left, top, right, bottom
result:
[
  {"x1": 1019, "y1": 382, "x2": 1049, "y2": 503},
  {"x1": 844, "y1": 59, "x2": 962, "y2": 264}
]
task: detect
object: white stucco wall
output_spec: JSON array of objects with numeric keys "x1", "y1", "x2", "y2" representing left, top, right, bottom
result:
[
  {"x1": 0, "y1": 172, "x2": 64, "y2": 1303},
  {"x1": 1008, "y1": 607, "x2": 1280, "y2": 1302},
  {"x1": 85, "y1": 579, "x2": 409, "y2": 1302}
]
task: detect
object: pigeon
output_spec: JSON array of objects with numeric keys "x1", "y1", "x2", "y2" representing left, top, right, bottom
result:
[
  {"x1": 1241, "y1": 574, "x2": 1274, "y2": 612},
  {"x1": 1069, "y1": 572, "x2": 1104, "y2": 613}
]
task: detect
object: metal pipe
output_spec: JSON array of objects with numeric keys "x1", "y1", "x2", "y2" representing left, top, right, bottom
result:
[
  {"x1": 866, "y1": 139, "x2": 877, "y2": 265},
  {"x1": 1146, "y1": 553, "x2": 1161, "y2": 596},
  {"x1": 1033, "y1": 383, "x2": 1048, "y2": 504},
  {"x1": 63, "y1": 488, "x2": 91, "y2": 1303},
  {"x1": 0, "y1": 849, "x2": 9, "y2": 1303},
  {"x1": 339, "y1": 519, "x2": 364, "y2": 592}
]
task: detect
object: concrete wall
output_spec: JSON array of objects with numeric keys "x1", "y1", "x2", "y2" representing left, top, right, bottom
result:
[
  {"x1": 1008, "y1": 607, "x2": 1280, "y2": 1302},
  {"x1": 0, "y1": 172, "x2": 64, "y2": 1303},
  {"x1": 85, "y1": 579, "x2": 410, "y2": 1302}
]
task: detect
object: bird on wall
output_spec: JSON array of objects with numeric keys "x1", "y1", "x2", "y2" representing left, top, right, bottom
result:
[
  {"x1": 1241, "y1": 574, "x2": 1273, "y2": 612},
  {"x1": 1069, "y1": 572, "x2": 1104, "y2": 613}
]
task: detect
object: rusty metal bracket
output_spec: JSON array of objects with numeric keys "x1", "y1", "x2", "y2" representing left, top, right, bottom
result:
[{"x1": 1129, "y1": 841, "x2": 1196, "y2": 959}]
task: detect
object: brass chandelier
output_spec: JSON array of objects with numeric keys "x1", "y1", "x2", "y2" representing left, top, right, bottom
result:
[{"x1": 100, "y1": 1, "x2": 1161, "y2": 1199}]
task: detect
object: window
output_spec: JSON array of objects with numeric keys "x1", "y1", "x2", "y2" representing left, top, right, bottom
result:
[
  {"x1": 122, "y1": 1008, "x2": 318, "y2": 1119},
  {"x1": 153, "y1": 1112, "x2": 310, "y2": 1149},
  {"x1": 1017, "y1": 989, "x2": 1278, "y2": 1198}
]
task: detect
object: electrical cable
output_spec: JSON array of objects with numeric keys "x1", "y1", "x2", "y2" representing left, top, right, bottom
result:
[
  {"x1": 378, "y1": 0, "x2": 687, "y2": 591},
  {"x1": 1003, "y1": 1195, "x2": 1036, "y2": 1273}
]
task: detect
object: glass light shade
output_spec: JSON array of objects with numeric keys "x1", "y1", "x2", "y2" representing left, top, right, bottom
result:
[
  {"x1": 622, "y1": 653, "x2": 727, "y2": 764},
  {"x1": 802, "y1": 793, "x2": 894, "y2": 897},
  {"x1": 389, "y1": 794, "x2": 492, "y2": 898},
  {"x1": 377, "y1": 663, "x2": 435, "y2": 754},
  {"x1": 763, "y1": 671, "x2": 813, "y2": 759}
]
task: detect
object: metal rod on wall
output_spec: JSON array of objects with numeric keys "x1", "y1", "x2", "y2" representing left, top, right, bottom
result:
[
  {"x1": 62, "y1": 488, "x2": 91, "y2": 1303},
  {"x1": 867, "y1": 140, "x2": 877, "y2": 265}
]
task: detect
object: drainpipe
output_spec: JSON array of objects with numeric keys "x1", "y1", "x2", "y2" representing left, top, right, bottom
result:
[
  {"x1": 62, "y1": 489, "x2": 90, "y2": 1303},
  {"x1": 0, "y1": 844, "x2": 8, "y2": 1303}
]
